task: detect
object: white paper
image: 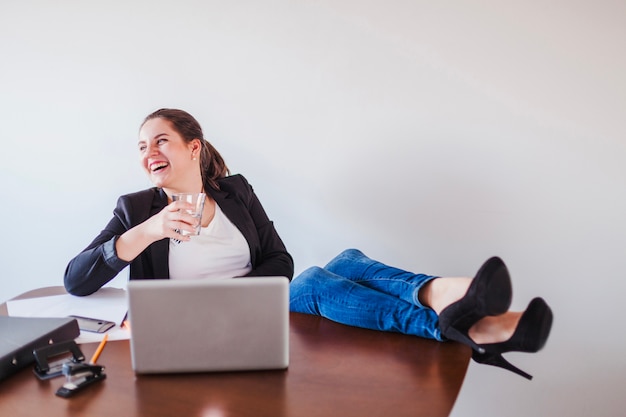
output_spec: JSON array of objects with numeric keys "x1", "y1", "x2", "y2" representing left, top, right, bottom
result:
[{"x1": 6, "y1": 287, "x2": 130, "y2": 343}]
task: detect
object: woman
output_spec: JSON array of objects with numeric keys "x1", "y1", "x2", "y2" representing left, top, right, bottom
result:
[
  {"x1": 64, "y1": 108, "x2": 294, "y2": 296},
  {"x1": 290, "y1": 249, "x2": 553, "y2": 380},
  {"x1": 66, "y1": 108, "x2": 551, "y2": 379}
]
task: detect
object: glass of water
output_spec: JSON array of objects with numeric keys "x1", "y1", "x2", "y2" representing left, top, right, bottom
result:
[{"x1": 171, "y1": 192, "x2": 206, "y2": 235}]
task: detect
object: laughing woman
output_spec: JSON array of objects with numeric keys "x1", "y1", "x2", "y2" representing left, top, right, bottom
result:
[
  {"x1": 64, "y1": 108, "x2": 294, "y2": 296},
  {"x1": 65, "y1": 108, "x2": 552, "y2": 380}
]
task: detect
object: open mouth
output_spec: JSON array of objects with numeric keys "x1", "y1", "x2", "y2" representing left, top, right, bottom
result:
[{"x1": 150, "y1": 162, "x2": 169, "y2": 173}]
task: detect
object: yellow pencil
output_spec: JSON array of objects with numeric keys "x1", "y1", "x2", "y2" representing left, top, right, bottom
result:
[{"x1": 90, "y1": 334, "x2": 109, "y2": 364}]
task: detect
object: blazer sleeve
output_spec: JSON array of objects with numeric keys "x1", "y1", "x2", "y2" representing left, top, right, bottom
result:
[{"x1": 63, "y1": 189, "x2": 162, "y2": 296}]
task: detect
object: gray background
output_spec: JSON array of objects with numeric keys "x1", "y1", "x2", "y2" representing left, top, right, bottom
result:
[{"x1": 1, "y1": 1, "x2": 624, "y2": 415}]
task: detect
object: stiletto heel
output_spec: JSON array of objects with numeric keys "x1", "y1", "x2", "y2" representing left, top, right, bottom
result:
[
  {"x1": 438, "y1": 257, "x2": 512, "y2": 353},
  {"x1": 472, "y1": 297, "x2": 553, "y2": 380},
  {"x1": 472, "y1": 352, "x2": 533, "y2": 380},
  {"x1": 442, "y1": 324, "x2": 484, "y2": 353}
]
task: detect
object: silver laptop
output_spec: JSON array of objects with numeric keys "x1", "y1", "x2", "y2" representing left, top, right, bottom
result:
[{"x1": 127, "y1": 277, "x2": 289, "y2": 374}]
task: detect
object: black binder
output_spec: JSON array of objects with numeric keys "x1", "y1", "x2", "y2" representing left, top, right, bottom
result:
[{"x1": 0, "y1": 316, "x2": 80, "y2": 382}]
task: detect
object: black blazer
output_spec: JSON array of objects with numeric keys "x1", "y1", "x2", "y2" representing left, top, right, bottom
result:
[{"x1": 64, "y1": 174, "x2": 294, "y2": 296}]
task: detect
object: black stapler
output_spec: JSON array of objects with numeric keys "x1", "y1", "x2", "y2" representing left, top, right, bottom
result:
[{"x1": 55, "y1": 361, "x2": 107, "y2": 398}]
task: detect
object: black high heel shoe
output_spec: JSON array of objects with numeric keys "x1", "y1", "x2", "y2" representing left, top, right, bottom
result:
[
  {"x1": 472, "y1": 297, "x2": 553, "y2": 380},
  {"x1": 438, "y1": 256, "x2": 513, "y2": 353}
]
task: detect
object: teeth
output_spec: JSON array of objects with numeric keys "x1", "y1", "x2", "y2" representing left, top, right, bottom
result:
[{"x1": 151, "y1": 162, "x2": 168, "y2": 172}]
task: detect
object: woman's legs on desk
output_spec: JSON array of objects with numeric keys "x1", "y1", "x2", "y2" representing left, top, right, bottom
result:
[{"x1": 289, "y1": 249, "x2": 553, "y2": 379}]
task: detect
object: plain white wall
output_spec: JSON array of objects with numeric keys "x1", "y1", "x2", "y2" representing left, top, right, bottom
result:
[{"x1": 1, "y1": 1, "x2": 624, "y2": 415}]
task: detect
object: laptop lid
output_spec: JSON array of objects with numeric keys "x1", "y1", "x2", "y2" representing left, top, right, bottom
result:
[{"x1": 127, "y1": 277, "x2": 289, "y2": 374}]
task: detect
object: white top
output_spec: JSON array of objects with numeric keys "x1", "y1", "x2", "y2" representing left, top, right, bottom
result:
[{"x1": 168, "y1": 203, "x2": 252, "y2": 280}]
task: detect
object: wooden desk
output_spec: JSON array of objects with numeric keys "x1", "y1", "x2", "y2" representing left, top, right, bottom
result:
[{"x1": 0, "y1": 287, "x2": 470, "y2": 417}]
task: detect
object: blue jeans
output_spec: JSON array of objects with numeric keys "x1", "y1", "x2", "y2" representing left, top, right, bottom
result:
[{"x1": 289, "y1": 249, "x2": 443, "y2": 340}]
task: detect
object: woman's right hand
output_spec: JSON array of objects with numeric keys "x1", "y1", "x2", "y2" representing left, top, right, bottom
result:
[
  {"x1": 143, "y1": 200, "x2": 199, "y2": 241},
  {"x1": 114, "y1": 200, "x2": 197, "y2": 262}
]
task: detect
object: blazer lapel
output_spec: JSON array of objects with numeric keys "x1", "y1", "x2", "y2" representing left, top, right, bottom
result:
[{"x1": 149, "y1": 189, "x2": 170, "y2": 278}]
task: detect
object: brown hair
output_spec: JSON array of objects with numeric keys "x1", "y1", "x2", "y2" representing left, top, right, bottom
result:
[{"x1": 142, "y1": 108, "x2": 229, "y2": 190}]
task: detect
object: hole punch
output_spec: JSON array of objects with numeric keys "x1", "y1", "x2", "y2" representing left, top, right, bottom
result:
[
  {"x1": 33, "y1": 340, "x2": 86, "y2": 380},
  {"x1": 32, "y1": 338, "x2": 108, "y2": 397}
]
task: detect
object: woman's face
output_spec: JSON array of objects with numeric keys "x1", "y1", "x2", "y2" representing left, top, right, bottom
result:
[{"x1": 138, "y1": 118, "x2": 200, "y2": 191}]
